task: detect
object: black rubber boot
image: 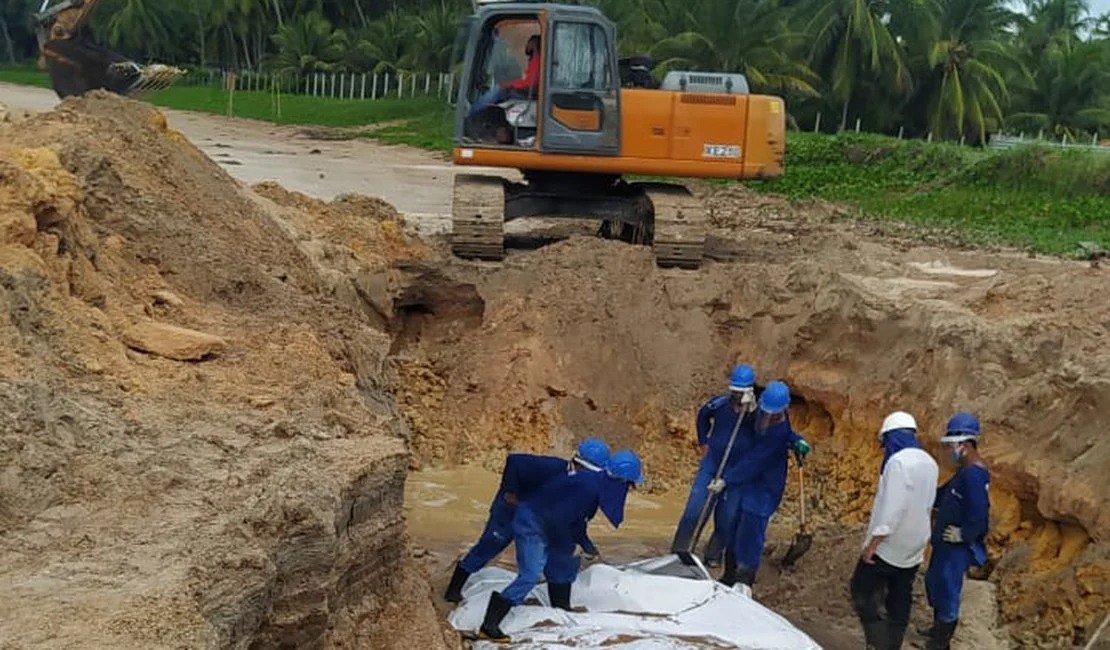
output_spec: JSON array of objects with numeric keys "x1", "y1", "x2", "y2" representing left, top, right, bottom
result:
[
  {"x1": 443, "y1": 563, "x2": 470, "y2": 603},
  {"x1": 887, "y1": 622, "x2": 908, "y2": 649},
  {"x1": 736, "y1": 566, "x2": 757, "y2": 587},
  {"x1": 478, "y1": 591, "x2": 513, "y2": 642},
  {"x1": 925, "y1": 620, "x2": 957, "y2": 650},
  {"x1": 862, "y1": 619, "x2": 887, "y2": 649},
  {"x1": 719, "y1": 553, "x2": 738, "y2": 586},
  {"x1": 548, "y1": 582, "x2": 572, "y2": 610}
]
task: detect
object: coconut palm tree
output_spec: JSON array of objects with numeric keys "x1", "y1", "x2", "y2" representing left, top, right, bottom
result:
[
  {"x1": 805, "y1": 0, "x2": 910, "y2": 130},
  {"x1": 409, "y1": 1, "x2": 465, "y2": 73},
  {"x1": 345, "y1": 9, "x2": 416, "y2": 75},
  {"x1": 900, "y1": 0, "x2": 1022, "y2": 141},
  {"x1": 1007, "y1": 37, "x2": 1110, "y2": 137},
  {"x1": 271, "y1": 11, "x2": 347, "y2": 74},
  {"x1": 650, "y1": 0, "x2": 819, "y2": 96}
]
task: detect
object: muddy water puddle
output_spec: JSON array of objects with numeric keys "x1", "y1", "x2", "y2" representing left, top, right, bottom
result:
[
  {"x1": 405, "y1": 466, "x2": 864, "y2": 649},
  {"x1": 405, "y1": 465, "x2": 685, "y2": 571}
]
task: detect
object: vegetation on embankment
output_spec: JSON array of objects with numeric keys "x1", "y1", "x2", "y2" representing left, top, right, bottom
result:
[
  {"x1": 766, "y1": 133, "x2": 1110, "y2": 255},
  {"x1": 2, "y1": 68, "x2": 1105, "y2": 255}
]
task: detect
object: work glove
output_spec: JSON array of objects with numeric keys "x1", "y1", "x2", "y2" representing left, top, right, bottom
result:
[
  {"x1": 793, "y1": 438, "x2": 811, "y2": 463},
  {"x1": 707, "y1": 478, "x2": 726, "y2": 494},
  {"x1": 942, "y1": 525, "x2": 964, "y2": 543}
]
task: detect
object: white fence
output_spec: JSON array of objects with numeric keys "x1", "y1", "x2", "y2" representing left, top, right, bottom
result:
[
  {"x1": 988, "y1": 134, "x2": 1108, "y2": 154},
  {"x1": 180, "y1": 69, "x2": 458, "y2": 102}
]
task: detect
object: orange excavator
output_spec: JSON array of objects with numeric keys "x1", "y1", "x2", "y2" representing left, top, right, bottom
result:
[
  {"x1": 33, "y1": 0, "x2": 182, "y2": 99},
  {"x1": 450, "y1": 1, "x2": 787, "y2": 269}
]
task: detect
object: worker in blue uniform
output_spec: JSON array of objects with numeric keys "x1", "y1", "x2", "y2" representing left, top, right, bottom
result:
[
  {"x1": 671, "y1": 364, "x2": 759, "y2": 566},
  {"x1": 476, "y1": 449, "x2": 645, "y2": 642},
  {"x1": 443, "y1": 438, "x2": 611, "y2": 603},
  {"x1": 923, "y1": 412, "x2": 990, "y2": 650},
  {"x1": 719, "y1": 380, "x2": 810, "y2": 587}
]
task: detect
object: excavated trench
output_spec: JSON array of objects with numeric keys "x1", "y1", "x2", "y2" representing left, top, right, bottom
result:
[
  {"x1": 381, "y1": 229, "x2": 1108, "y2": 649},
  {"x1": 1, "y1": 93, "x2": 1105, "y2": 649}
]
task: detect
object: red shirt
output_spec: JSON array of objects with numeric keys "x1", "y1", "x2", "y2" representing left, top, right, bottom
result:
[{"x1": 506, "y1": 55, "x2": 540, "y2": 91}]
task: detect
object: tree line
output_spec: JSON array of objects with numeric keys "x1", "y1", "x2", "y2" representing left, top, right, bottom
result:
[{"x1": 1, "y1": 0, "x2": 1107, "y2": 142}]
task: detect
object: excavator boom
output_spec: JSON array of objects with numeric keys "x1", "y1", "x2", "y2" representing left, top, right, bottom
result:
[{"x1": 34, "y1": 0, "x2": 183, "y2": 99}]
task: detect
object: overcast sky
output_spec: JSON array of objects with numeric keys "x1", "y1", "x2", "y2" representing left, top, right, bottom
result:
[{"x1": 1092, "y1": 0, "x2": 1109, "y2": 15}]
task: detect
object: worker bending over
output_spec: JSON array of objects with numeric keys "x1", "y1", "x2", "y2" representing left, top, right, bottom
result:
[
  {"x1": 477, "y1": 449, "x2": 644, "y2": 642},
  {"x1": 851, "y1": 412, "x2": 939, "y2": 650},
  {"x1": 444, "y1": 438, "x2": 611, "y2": 603},
  {"x1": 670, "y1": 364, "x2": 759, "y2": 566},
  {"x1": 719, "y1": 380, "x2": 810, "y2": 587},
  {"x1": 923, "y1": 413, "x2": 990, "y2": 650}
]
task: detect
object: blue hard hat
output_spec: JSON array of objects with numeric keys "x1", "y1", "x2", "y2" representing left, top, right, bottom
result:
[
  {"x1": 759, "y1": 380, "x2": 791, "y2": 414},
  {"x1": 575, "y1": 438, "x2": 611, "y2": 470},
  {"x1": 728, "y1": 364, "x2": 756, "y2": 391},
  {"x1": 607, "y1": 449, "x2": 644, "y2": 485},
  {"x1": 941, "y1": 412, "x2": 981, "y2": 443}
]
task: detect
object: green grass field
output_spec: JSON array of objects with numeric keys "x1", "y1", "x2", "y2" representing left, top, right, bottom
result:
[{"x1": 2, "y1": 67, "x2": 1106, "y2": 256}]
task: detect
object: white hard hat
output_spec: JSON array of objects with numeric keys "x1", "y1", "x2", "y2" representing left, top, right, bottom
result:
[{"x1": 879, "y1": 411, "x2": 917, "y2": 440}]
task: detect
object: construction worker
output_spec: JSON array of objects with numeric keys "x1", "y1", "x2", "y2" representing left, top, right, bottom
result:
[
  {"x1": 719, "y1": 380, "x2": 810, "y2": 587},
  {"x1": 477, "y1": 449, "x2": 644, "y2": 642},
  {"x1": 670, "y1": 363, "x2": 758, "y2": 566},
  {"x1": 443, "y1": 438, "x2": 611, "y2": 603},
  {"x1": 468, "y1": 34, "x2": 541, "y2": 118},
  {"x1": 922, "y1": 412, "x2": 990, "y2": 650},
  {"x1": 850, "y1": 411, "x2": 939, "y2": 650}
]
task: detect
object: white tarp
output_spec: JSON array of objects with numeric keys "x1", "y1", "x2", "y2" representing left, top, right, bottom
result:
[{"x1": 448, "y1": 562, "x2": 822, "y2": 649}]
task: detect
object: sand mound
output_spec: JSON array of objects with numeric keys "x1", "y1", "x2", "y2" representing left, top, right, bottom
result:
[{"x1": 0, "y1": 92, "x2": 444, "y2": 648}]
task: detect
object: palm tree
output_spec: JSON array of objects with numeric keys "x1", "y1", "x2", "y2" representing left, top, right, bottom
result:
[
  {"x1": 345, "y1": 9, "x2": 416, "y2": 75},
  {"x1": 905, "y1": 0, "x2": 1016, "y2": 140},
  {"x1": 270, "y1": 11, "x2": 347, "y2": 75},
  {"x1": 409, "y1": 1, "x2": 465, "y2": 73},
  {"x1": 650, "y1": 0, "x2": 819, "y2": 96},
  {"x1": 806, "y1": 0, "x2": 910, "y2": 130},
  {"x1": 1007, "y1": 37, "x2": 1110, "y2": 138}
]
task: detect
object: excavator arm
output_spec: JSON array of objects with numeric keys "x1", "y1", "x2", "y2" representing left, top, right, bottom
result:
[{"x1": 34, "y1": 0, "x2": 183, "y2": 99}]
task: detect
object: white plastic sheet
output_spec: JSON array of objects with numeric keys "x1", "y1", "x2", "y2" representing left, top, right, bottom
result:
[{"x1": 448, "y1": 562, "x2": 822, "y2": 649}]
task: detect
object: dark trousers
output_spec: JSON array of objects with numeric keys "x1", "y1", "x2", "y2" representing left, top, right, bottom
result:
[{"x1": 850, "y1": 555, "x2": 918, "y2": 629}]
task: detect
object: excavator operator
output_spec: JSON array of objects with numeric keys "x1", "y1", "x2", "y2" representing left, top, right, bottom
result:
[{"x1": 468, "y1": 34, "x2": 541, "y2": 118}]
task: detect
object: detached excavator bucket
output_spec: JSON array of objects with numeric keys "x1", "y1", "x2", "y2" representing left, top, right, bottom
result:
[{"x1": 35, "y1": 0, "x2": 183, "y2": 99}]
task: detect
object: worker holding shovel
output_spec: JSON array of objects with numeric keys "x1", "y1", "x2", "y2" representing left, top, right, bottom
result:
[
  {"x1": 670, "y1": 364, "x2": 759, "y2": 566},
  {"x1": 719, "y1": 380, "x2": 810, "y2": 588}
]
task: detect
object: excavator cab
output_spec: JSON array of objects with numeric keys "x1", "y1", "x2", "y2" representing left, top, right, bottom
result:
[
  {"x1": 34, "y1": 0, "x2": 183, "y2": 99},
  {"x1": 455, "y1": 3, "x2": 620, "y2": 156}
]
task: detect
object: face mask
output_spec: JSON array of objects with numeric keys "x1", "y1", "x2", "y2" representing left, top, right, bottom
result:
[{"x1": 948, "y1": 445, "x2": 963, "y2": 464}]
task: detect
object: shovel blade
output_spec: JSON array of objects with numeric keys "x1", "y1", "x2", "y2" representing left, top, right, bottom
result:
[{"x1": 781, "y1": 533, "x2": 813, "y2": 568}]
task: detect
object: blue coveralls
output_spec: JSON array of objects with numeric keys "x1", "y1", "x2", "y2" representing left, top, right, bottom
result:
[
  {"x1": 925, "y1": 464, "x2": 990, "y2": 624},
  {"x1": 458, "y1": 454, "x2": 582, "y2": 574},
  {"x1": 721, "y1": 415, "x2": 802, "y2": 572},
  {"x1": 672, "y1": 394, "x2": 753, "y2": 556},
  {"x1": 501, "y1": 469, "x2": 608, "y2": 605}
]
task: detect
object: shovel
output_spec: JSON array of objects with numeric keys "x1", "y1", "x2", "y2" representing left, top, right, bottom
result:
[
  {"x1": 674, "y1": 405, "x2": 748, "y2": 579},
  {"x1": 780, "y1": 457, "x2": 812, "y2": 568}
]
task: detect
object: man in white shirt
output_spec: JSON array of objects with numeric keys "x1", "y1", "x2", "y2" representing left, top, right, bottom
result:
[{"x1": 851, "y1": 411, "x2": 940, "y2": 649}]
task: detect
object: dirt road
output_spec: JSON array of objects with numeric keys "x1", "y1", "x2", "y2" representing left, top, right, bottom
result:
[{"x1": 0, "y1": 82, "x2": 511, "y2": 234}]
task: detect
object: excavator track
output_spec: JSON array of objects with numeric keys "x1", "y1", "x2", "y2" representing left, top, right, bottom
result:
[
  {"x1": 640, "y1": 183, "x2": 706, "y2": 269},
  {"x1": 451, "y1": 174, "x2": 506, "y2": 261}
]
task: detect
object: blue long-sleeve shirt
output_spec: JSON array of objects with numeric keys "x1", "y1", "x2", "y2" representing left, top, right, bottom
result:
[
  {"x1": 519, "y1": 469, "x2": 605, "y2": 550},
  {"x1": 696, "y1": 394, "x2": 756, "y2": 464},
  {"x1": 932, "y1": 464, "x2": 991, "y2": 566},
  {"x1": 498, "y1": 453, "x2": 568, "y2": 501},
  {"x1": 723, "y1": 415, "x2": 803, "y2": 517}
]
